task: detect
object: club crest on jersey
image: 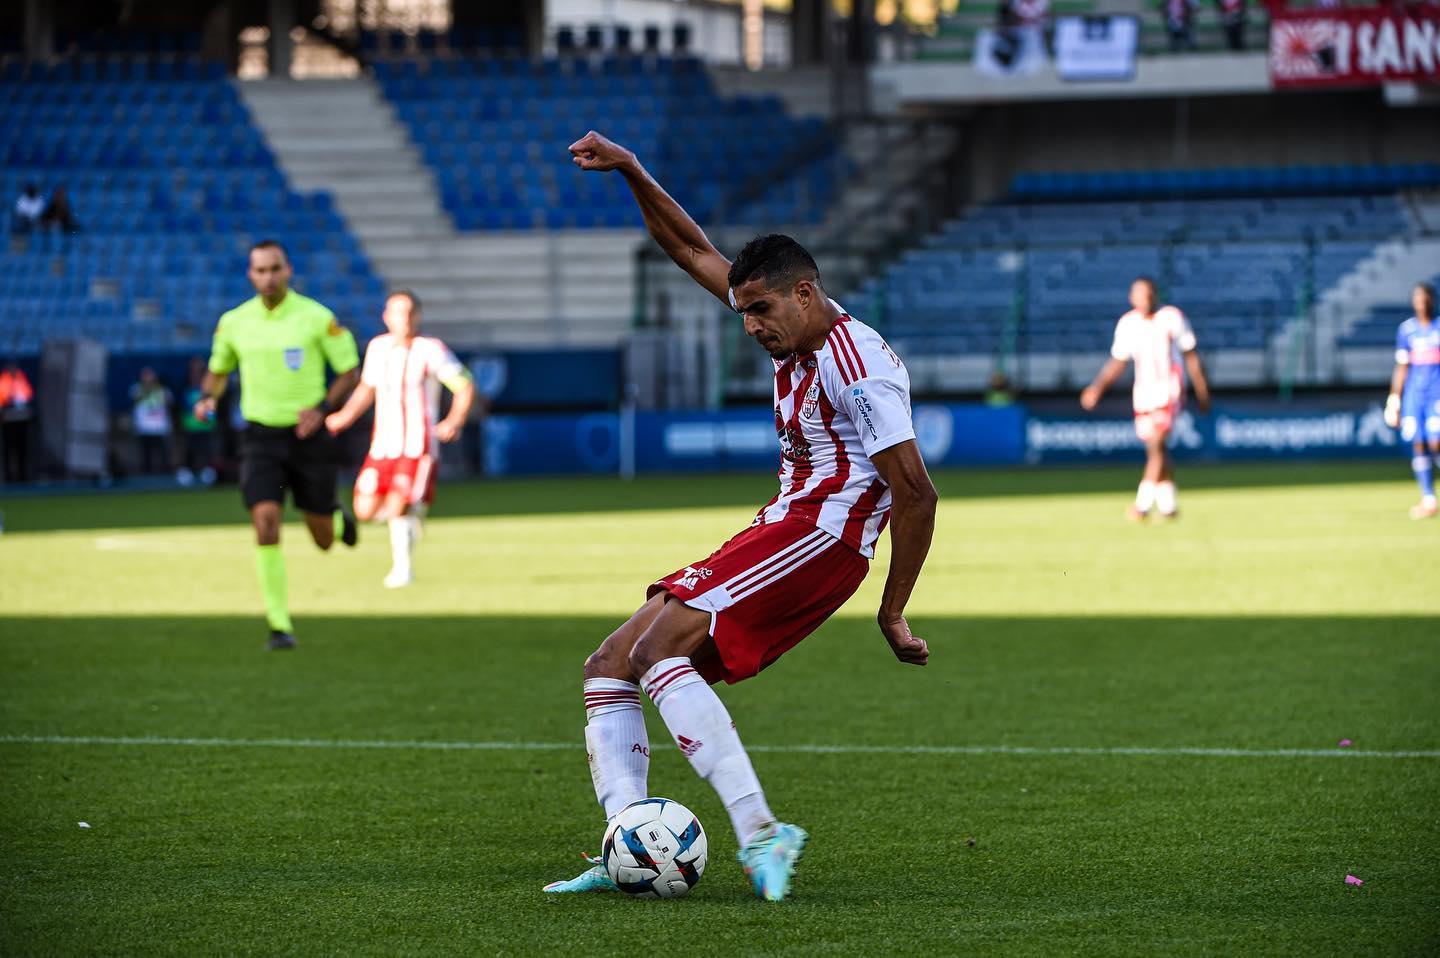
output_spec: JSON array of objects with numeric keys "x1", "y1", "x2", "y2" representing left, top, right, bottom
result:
[
  {"x1": 675, "y1": 566, "x2": 713, "y2": 590},
  {"x1": 800, "y1": 380, "x2": 821, "y2": 419},
  {"x1": 283, "y1": 347, "x2": 304, "y2": 371}
]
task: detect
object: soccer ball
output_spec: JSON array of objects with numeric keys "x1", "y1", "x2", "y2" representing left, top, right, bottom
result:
[{"x1": 601, "y1": 797, "x2": 708, "y2": 899}]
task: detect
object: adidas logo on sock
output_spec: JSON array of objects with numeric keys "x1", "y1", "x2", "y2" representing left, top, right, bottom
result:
[{"x1": 676, "y1": 735, "x2": 703, "y2": 757}]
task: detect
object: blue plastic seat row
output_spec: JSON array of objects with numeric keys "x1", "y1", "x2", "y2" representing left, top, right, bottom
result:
[{"x1": 1012, "y1": 164, "x2": 1440, "y2": 201}]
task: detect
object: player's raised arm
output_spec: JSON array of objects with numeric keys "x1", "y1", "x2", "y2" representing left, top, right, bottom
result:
[
  {"x1": 568, "y1": 131, "x2": 732, "y2": 306},
  {"x1": 870, "y1": 439, "x2": 937, "y2": 666}
]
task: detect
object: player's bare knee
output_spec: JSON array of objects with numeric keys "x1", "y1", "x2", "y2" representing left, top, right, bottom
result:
[{"x1": 584, "y1": 640, "x2": 634, "y2": 681}]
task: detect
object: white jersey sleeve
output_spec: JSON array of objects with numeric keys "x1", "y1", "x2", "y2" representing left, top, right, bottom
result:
[
  {"x1": 822, "y1": 320, "x2": 915, "y2": 459},
  {"x1": 421, "y1": 337, "x2": 466, "y2": 385},
  {"x1": 360, "y1": 334, "x2": 389, "y2": 387},
  {"x1": 1166, "y1": 306, "x2": 1197, "y2": 352},
  {"x1": 1110, "y1": 314, "x2": 1134, "y2": 362}
]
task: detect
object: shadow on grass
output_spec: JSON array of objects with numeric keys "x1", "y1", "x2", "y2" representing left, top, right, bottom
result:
[
  {"x1": 1, "y1": 613, "x2": 1436, "y2": 754},
  {"x1": 0, "y1": 460, "x2": 1408, "y2": 533}
]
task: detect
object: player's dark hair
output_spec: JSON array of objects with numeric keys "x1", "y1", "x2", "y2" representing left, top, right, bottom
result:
[
  {"x1": 388, "y1": 289, "x2": 422, "y2": 314},
  {"x1": 727, "y1": 234, "x2": 821, "y2": 293},
  {"x1": 250, "y1": 238, "x2": 289, "y2": 263},
  {"x1": 1133, "y1": 275, "x2": 1159, "y2": 292},
  {"x1": 1417, "y1": 282, "x2": 1436, "y2": 300}
]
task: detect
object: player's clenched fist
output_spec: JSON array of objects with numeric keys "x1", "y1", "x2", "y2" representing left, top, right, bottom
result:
[
  {"x1": 879, "y1": 614, "x2": 929, "y2": 666},
  {"x1": 568, "y1": 131, "x2": 634, "y2": 172}
]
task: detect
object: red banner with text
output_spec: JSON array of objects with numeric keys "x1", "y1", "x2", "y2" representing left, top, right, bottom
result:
[{"x1": 1269, "y1": 6, "x2": 1440, "y2": 88}]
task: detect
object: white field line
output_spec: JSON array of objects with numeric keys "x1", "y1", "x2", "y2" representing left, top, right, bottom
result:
[{"x1": 0, "y1": 734, "x2": 1436, "y2": 760}]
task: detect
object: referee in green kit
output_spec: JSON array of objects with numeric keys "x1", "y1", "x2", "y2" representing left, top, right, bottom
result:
[{"x1": 193, "y1": 240, "x2": 361, "y2": 650}]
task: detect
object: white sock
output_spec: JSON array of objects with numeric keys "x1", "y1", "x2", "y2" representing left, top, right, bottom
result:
[
  {"x1": 1155, "y1": 480, "x2": 1177, "y2": 516},
  {"x1": 1135, "y1": 480, "x2": 1157, "y2": 513},
  {"x1": 388, "y1": 516, "x2": 413, "y2": 576},
  {"x1": 583, "y1": 678, "x2": 649, "y2": 819},
  {"x1": 641, "y1": 657, "x2": 774, "y2": 846}
]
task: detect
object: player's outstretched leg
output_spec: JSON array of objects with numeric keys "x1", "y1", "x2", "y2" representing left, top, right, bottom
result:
[
  {"x1": 1154, "y1": 449, "x2": 1178, "y2": 520},
  {"x1": 385, "y1": 514, "x2": 415, "y2": 588},
  {"x1": 1410, "y1": 442, "x2": 1437, "y2": 519},
  {"x1": 636, "y1": 654, "x2": 804, "y2": 902},
  {"x1": 543, "y1": 597, "x2": 664, "y2": 894},
  {"x1": 251, "y1": 502, "x2": 295, "y2": 650}
]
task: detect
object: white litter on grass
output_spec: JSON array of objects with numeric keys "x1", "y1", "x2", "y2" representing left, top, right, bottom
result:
[{"x1": 77, "y1": 822, "x2": 90, "y2": 828}]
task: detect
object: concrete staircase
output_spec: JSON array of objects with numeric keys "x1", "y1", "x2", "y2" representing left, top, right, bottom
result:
[
  {"x1": 239, "y1": 77, "x2": 641, "y2": 348},
  {"x1": 1284, "y1": 235, "x2": 1440, "y2": 384}
]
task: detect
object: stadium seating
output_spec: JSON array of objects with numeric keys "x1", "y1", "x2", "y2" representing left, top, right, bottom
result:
[
  {"x1": 0, "y1": 58, "x2": 384, "y2": 357},
  {"x1": 850, "y1": 194, "x2": 1410, "y2": 359},
  {"x1": 1010, "y1": 165, "x2": 1440, "y2": 202},
  {"x1": 1338, "y1": 271, "x2": 1440, "y2": 350},
  {"x1": 374, "y1": 56, "x2": 842, "y2": 230}
]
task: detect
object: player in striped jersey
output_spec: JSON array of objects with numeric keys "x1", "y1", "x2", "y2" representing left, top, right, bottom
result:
[
  {"x1": 324, "y1": 290, "x2": 475, "y2": 586},
  {"x1": 1081, "y1": 277, "x2": 1211, "y2": 520},
  {"x1": 544, "y1": 132, "x2": 938, "y2": 902}
]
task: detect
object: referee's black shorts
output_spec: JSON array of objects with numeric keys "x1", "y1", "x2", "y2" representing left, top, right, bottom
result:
[{"x1": 239, "y1": 422, "x2": 339, "y2": 515}]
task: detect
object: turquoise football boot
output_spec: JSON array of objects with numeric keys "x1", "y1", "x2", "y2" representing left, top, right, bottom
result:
[
  {"x1": 736, "y1": 822, "x2": 808, "y2": 902},
  {"x1": 542, "y1": 854, "x2": 619, "y2": 894}
]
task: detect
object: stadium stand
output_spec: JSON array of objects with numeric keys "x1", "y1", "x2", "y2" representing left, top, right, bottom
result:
[
  {"x1": 373, "y1": 56, "x2": 841, "y2": 230},
  {"x1": 1010, "y1": 165, "x2": 1440, "y2": 202},
  {"x1": 847, "y1": 189, "x2": 1416, "y2": 381},
  {"x1": 0, "y1": 48, "x2": 384, "y2": 358}
]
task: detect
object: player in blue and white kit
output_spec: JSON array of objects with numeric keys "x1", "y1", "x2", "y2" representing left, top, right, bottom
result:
[{"x1": 1383, "y1": 282, "x2": 1440, "y2": 519}]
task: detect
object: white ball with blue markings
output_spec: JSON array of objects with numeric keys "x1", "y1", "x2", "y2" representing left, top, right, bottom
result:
[{"x1": 601, "y1": 797, "x2": 708, "y2": 899}]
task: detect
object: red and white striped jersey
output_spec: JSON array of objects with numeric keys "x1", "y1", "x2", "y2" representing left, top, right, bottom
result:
[
  {"x1": 360, "y1": 333, "x2": 465, "y2": 460},
  {"x1": 755, "y1": 309, "x2": 916, "y2": 559},
  {"x1": 1109, "y1": 305, "x2": 1197, "y2": 413}
]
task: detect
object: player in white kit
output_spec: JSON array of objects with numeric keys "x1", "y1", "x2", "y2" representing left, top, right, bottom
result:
[
  {"x1": 325, "y1": 290, "x2": 475, "y2": 586},
  {"x1": 543, "y1": 131, "x2": 937, "y2": 902},
  {"x1": 1080, "y1": 277, "x2": 1211, "y2": 520}
]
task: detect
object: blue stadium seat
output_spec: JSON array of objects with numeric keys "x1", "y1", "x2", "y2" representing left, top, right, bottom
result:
[{"x1": 0, "y1": 63, "x2": 385, "y2": 357}]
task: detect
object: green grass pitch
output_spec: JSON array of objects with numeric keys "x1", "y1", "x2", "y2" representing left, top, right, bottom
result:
[{"x1": 1, "y1": 462, "x2": 1437, "y2": 956}]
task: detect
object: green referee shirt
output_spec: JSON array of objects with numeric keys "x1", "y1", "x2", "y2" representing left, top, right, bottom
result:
[{"x1": 208, "y1": 291, "x2": 360, "y2": 428}]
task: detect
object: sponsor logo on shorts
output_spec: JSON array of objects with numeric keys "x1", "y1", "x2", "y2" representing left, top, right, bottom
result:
[
  {"x1": 283, "y1": 347, "x2": 304, "y2": 371},
  {"x1": 631, "y1": 743, "x2": 649, "y2": 756},
  {"x1": 675, "y1": 565, "x2": 713, "y2": 590},
  {"x1": 852, "y1": 387, "x2": 878, "y2": 440}
]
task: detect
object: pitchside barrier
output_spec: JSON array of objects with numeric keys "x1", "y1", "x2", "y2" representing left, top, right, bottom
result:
[{"x1": 480, "y1": 400, "x2": 1401, "y2": 476}]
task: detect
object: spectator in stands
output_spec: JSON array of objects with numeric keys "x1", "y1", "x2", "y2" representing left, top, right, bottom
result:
[
  {"x1": 0, "y1": 360, "x2": 35, "y2": 483},
  {"x1": 11, "y1": 184, "x2": 45, "y2": 234},
  {"x1": 1165, "y1": 0, "x2": 1197, "y2": 51},
  {"x1": 1217, "y1": 0, "x2": 1247, "y2": 50},
  {"x1": 179, "y1": 357, "x2": 218, "y2": 486},
  {"x1": 131, "y1": 367, "x2": 175, "y2": 475},
  {"x1": 998, "y1": 0, "x2": 1051, "y2": 56},
  {"x1": 40, "y1": 185, "x2": 80, "y2": 235},
  {"x1": 1010, "y1": 0, "x2": 1051, "y2": 29},
  {"x1": 985, "y1": 371, "x2": 1017, "y2": 407}
]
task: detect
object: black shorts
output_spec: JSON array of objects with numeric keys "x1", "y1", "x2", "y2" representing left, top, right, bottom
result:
[{"x1": 239, "y1": 423, "x2": 339, "y2": 514}]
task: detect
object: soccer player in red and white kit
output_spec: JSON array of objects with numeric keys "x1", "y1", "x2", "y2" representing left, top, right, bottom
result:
[
  {"x1": 543, "y1": 132, "x2": 938, "y2": 902},
  {"x1": 1080, "y1": 277, "x2": 1211, "y2": 520},
  {"x1": 325, "y1": 290, "x2": 475, "y2": 587}
]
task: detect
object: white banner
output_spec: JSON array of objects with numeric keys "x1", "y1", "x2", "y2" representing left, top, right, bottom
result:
[
  {"x1": 1055, "y1": 16, "x2": 1138, "y2": 82},
  {"x1": 974, "y1": 26, "x2": 1049, "y2": 77}
]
